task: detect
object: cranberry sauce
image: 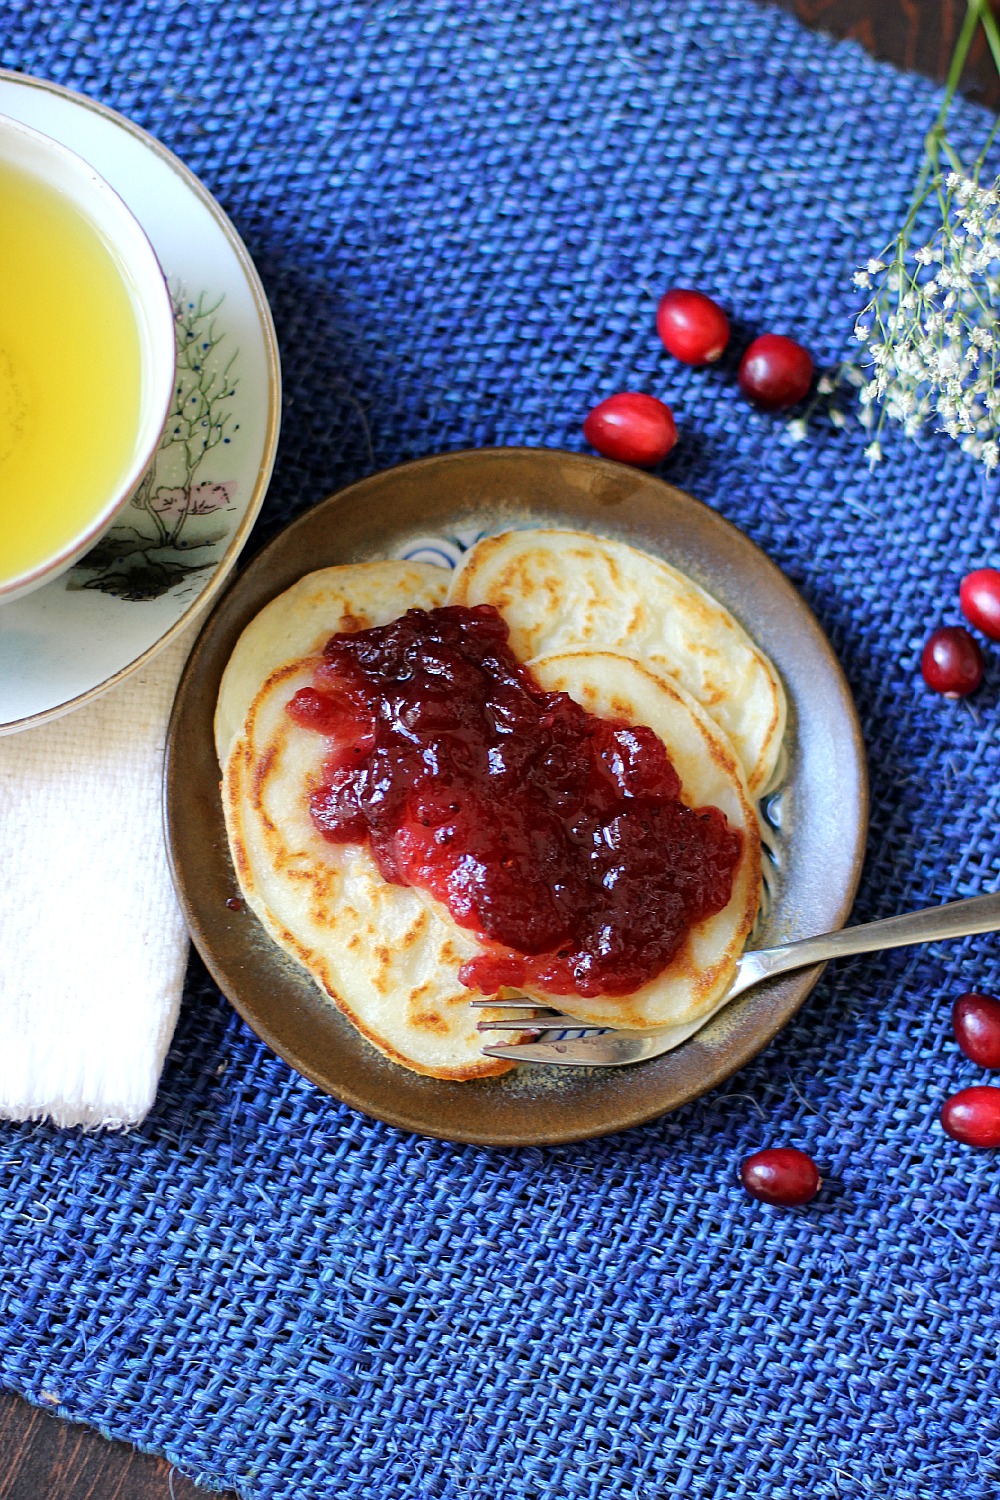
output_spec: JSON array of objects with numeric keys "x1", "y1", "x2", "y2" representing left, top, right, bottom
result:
[{"x1": 286, "y1": 605, "x2": 742, "y2": 997}]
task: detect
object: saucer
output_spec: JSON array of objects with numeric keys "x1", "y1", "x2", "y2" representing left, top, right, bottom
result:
[{"x1": 0, "y1": 71, "x2": 280, "y2": 734}]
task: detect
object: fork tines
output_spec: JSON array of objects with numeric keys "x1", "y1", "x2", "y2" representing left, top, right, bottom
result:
[
  {"x1": 470, "y1": 1000, "x2": 608, "y2": 1035},
  {"x1": 467, "y1": 997, "x2": 549, "y2": 1009}
]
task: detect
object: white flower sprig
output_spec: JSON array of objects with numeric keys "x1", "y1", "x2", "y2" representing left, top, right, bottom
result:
[
  {"x1": 853, "y1": 174, "x2": 1000, "y2": 470},
  {"x1": 829, "y1": 0, "x2": 1000, "y2": 469}
]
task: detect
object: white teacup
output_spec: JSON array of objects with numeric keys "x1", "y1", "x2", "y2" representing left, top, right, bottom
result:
[{"x1": 0, "y1": 114, "x2": 176, "y2": 602}]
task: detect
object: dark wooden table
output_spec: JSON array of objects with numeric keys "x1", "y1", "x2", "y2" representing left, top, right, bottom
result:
[
  {"x1": 1, "y1": 3, "x2": 994, "y2": 1496},
  {"x1": 775, "y1": 0, "x2": 1000, "y2": 109},
  {"x1": 0, "y1": 1398, "x2": 213, "y2": 1500}
]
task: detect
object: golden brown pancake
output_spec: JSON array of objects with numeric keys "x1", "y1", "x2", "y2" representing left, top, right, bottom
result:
[
  {"x1": 524, "y1": 651, "x2": 761, "y2": 1029},
  {"x1": 448, "y1": 528, "x2": 786, "y2": 796},
  {"x1": 214, "y1": 560, "x2": 449, "y2": 763},
  {"x1": 222, "y1": 656, "x2": 521, "y2": 1080},
  {"x1": 222, "y1": 647, "x2": 761, "y2": 1069}
]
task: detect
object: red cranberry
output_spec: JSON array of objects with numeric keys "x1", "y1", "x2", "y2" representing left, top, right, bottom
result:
[
  {"x1": 737, "y1": 334, "x2": 813, "y2": 410},
  {"x1": 656, "y1": 288, "x2": 730, "y2": 365},
  {"x1": 941, "y1": 1085, "x2": 1000, "y2": 1147},
  {"x1": 582, "y1": 392, "x2": 678, "y2": 467},
  {"x1": 740, "y1": 1147, "x2": 821, "y2": 1206},
  {"x1": 952, "y1": 992, "x2": 1000, "y2": 1068},
  {"x1": 960, "y1": 568, "x2": 1000, "y2": 641},
  {"x1": 225, "y1": 896, "x2": 244, "y2": 911},
  {"x1": 920, "y1": 626, "x2": 983, "y2": 697}
]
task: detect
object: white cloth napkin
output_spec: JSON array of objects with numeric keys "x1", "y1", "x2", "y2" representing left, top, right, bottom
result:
[{"x1": 0, "y1": 632, "x2": 192, "y2": 1128}]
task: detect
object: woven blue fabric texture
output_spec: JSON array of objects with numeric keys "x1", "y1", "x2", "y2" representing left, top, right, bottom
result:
[{"x1": 3, "y1": 2, "x2": 1000, "y2": 1496}]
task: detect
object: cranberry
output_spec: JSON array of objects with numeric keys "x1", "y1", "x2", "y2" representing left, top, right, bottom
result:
[
  {"x1": 225, "y1": 896, "x2": 244, "y2": 912},
  {"x1": 656, "y1": 288, "x2": 730, "y2": 365},
  {"x1": 940, "y1": 1085, "x2": 1000, "y2": 1147},
  {"x1": 960, "y1": 568, "x2": 1000, "y2": 641},
  {"x1": 737, "y1": 334, "x2": 813, "y2": 410},
  {"x1": 952, "y1": 992, "x2": 1000, "y2": 1068},
  {"x1": 920, "y1": 626, "x2": 983, "y2": 697},
  {"x1": 582, "y1": 393, "x2": 677, "y2": 467},
  {"x1": 740, "y1": 1147, "x2": 821, "y2": 1206}
]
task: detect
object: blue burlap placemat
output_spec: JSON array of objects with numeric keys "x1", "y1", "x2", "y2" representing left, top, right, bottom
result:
[{"x1": 3, "y1": 2, "x2": 1000, "y2": 1495}]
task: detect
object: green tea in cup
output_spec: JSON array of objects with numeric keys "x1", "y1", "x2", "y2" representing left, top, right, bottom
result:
[{"x1": 0, "y1": 116, "x2": 175, "y2": 601}]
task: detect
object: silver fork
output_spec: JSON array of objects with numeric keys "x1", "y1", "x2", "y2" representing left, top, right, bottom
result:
[{"x1": 472, "y1": 891, "x2": 1000, "y2": 1067}]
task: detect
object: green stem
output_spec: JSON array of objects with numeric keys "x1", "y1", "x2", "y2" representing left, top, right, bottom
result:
[
  {"x1": 980, "y1": 0, "x2": 1000, "y2": 76},
  {"x1": 972, "y1": 110, "x2": 1000, "y2": 175},
  {"x1": 910, "y1": 0, "x2": 984, "y2": 211},
  {"x1": 945, "y1": 1, "x2": 986, "y2": 104},
  {"x1": 941, "y1": 138, "x2": 968, "y2": 175},
  {"x1": 972, "y1": 4, "x2": 1000, "y2": 176}
]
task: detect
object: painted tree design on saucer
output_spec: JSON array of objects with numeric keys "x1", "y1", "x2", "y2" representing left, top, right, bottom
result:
[{"x1": 69, "y1": 286, "x2": 240, "y2": 601}]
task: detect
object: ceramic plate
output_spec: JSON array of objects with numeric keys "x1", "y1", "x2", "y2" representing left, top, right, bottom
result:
[
  {"x1": 0, "y1": 71, "x2": 280, "y2": 734},
  {"x1": 165, "y1": 449, "x2": 868, "y2": 1146}
]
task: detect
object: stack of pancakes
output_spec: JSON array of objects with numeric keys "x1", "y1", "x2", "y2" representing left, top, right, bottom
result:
[{"x1": 216, "y1": 530, "x2": 785, "y2": 1080}]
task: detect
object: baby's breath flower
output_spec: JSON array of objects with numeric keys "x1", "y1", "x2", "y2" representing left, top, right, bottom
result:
[{"x1": 850, "y1": 168, "x2": 1000, "y2": 471}]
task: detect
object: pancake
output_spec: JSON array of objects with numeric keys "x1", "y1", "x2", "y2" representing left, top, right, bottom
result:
[
  {"x1": 222, "y1": 656, "x2": 522, "y2": 1080},
  {"x1": 222, "y1": 644, "x2": 761, "y2": 1071},
  {"x1": 214, "y1": 560, "x2": 449, "y2": 763},
  {"x1": 524, "y1": 651, "x2": 761, "y2": 1028},
  {"x1": 448, "y1": 528, "x2": 785, "y2": 797}
]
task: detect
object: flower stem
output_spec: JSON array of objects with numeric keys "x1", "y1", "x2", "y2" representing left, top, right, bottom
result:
[
  {"x1": 945, "y1": 1, "x2": 986, "y2": 102},
  {"x1": 844, "y1": 1, "x2": 1000, "y2": 471},
  {"x1": 978, "y1": 0, "x2": 1000, "y2": 76},
  {"x1": 916, "y1": 2, "x2": 984, "y2": 191},
  {"x1": 894, "y1": 1, "x2": 989, "y2": 245}
]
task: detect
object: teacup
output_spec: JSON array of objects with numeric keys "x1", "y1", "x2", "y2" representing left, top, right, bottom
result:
[{"x1": 0, "y1": 114, "x2": 175, "y2": 602}]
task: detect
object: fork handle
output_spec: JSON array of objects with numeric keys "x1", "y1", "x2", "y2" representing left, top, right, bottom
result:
[{"x1": 733, "y1": 891, "x2": 1000, "y2": 996}]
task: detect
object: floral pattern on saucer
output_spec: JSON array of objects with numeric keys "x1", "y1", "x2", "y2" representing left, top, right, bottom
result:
[{"x1": 69, "y1": 286, "x2": 241, "y2": 602}]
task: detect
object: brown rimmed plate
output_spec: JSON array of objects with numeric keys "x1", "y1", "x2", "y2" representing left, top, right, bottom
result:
[{"x1": 164, "y1": 448, "x2": 868, "y2": 1146}]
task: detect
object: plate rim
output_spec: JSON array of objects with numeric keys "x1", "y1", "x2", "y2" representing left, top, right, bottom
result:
[
  {"x1": 0, "y1": 68, "x2": 282, "y2": 735},
  {"x1": 165, "y1": 446, "x2": 870, "y2": 1146}
]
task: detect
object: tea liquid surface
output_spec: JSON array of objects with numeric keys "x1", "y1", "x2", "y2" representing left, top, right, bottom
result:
[{"x1": 0, "y1": 160, "x2": 145, "y2": 585}]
